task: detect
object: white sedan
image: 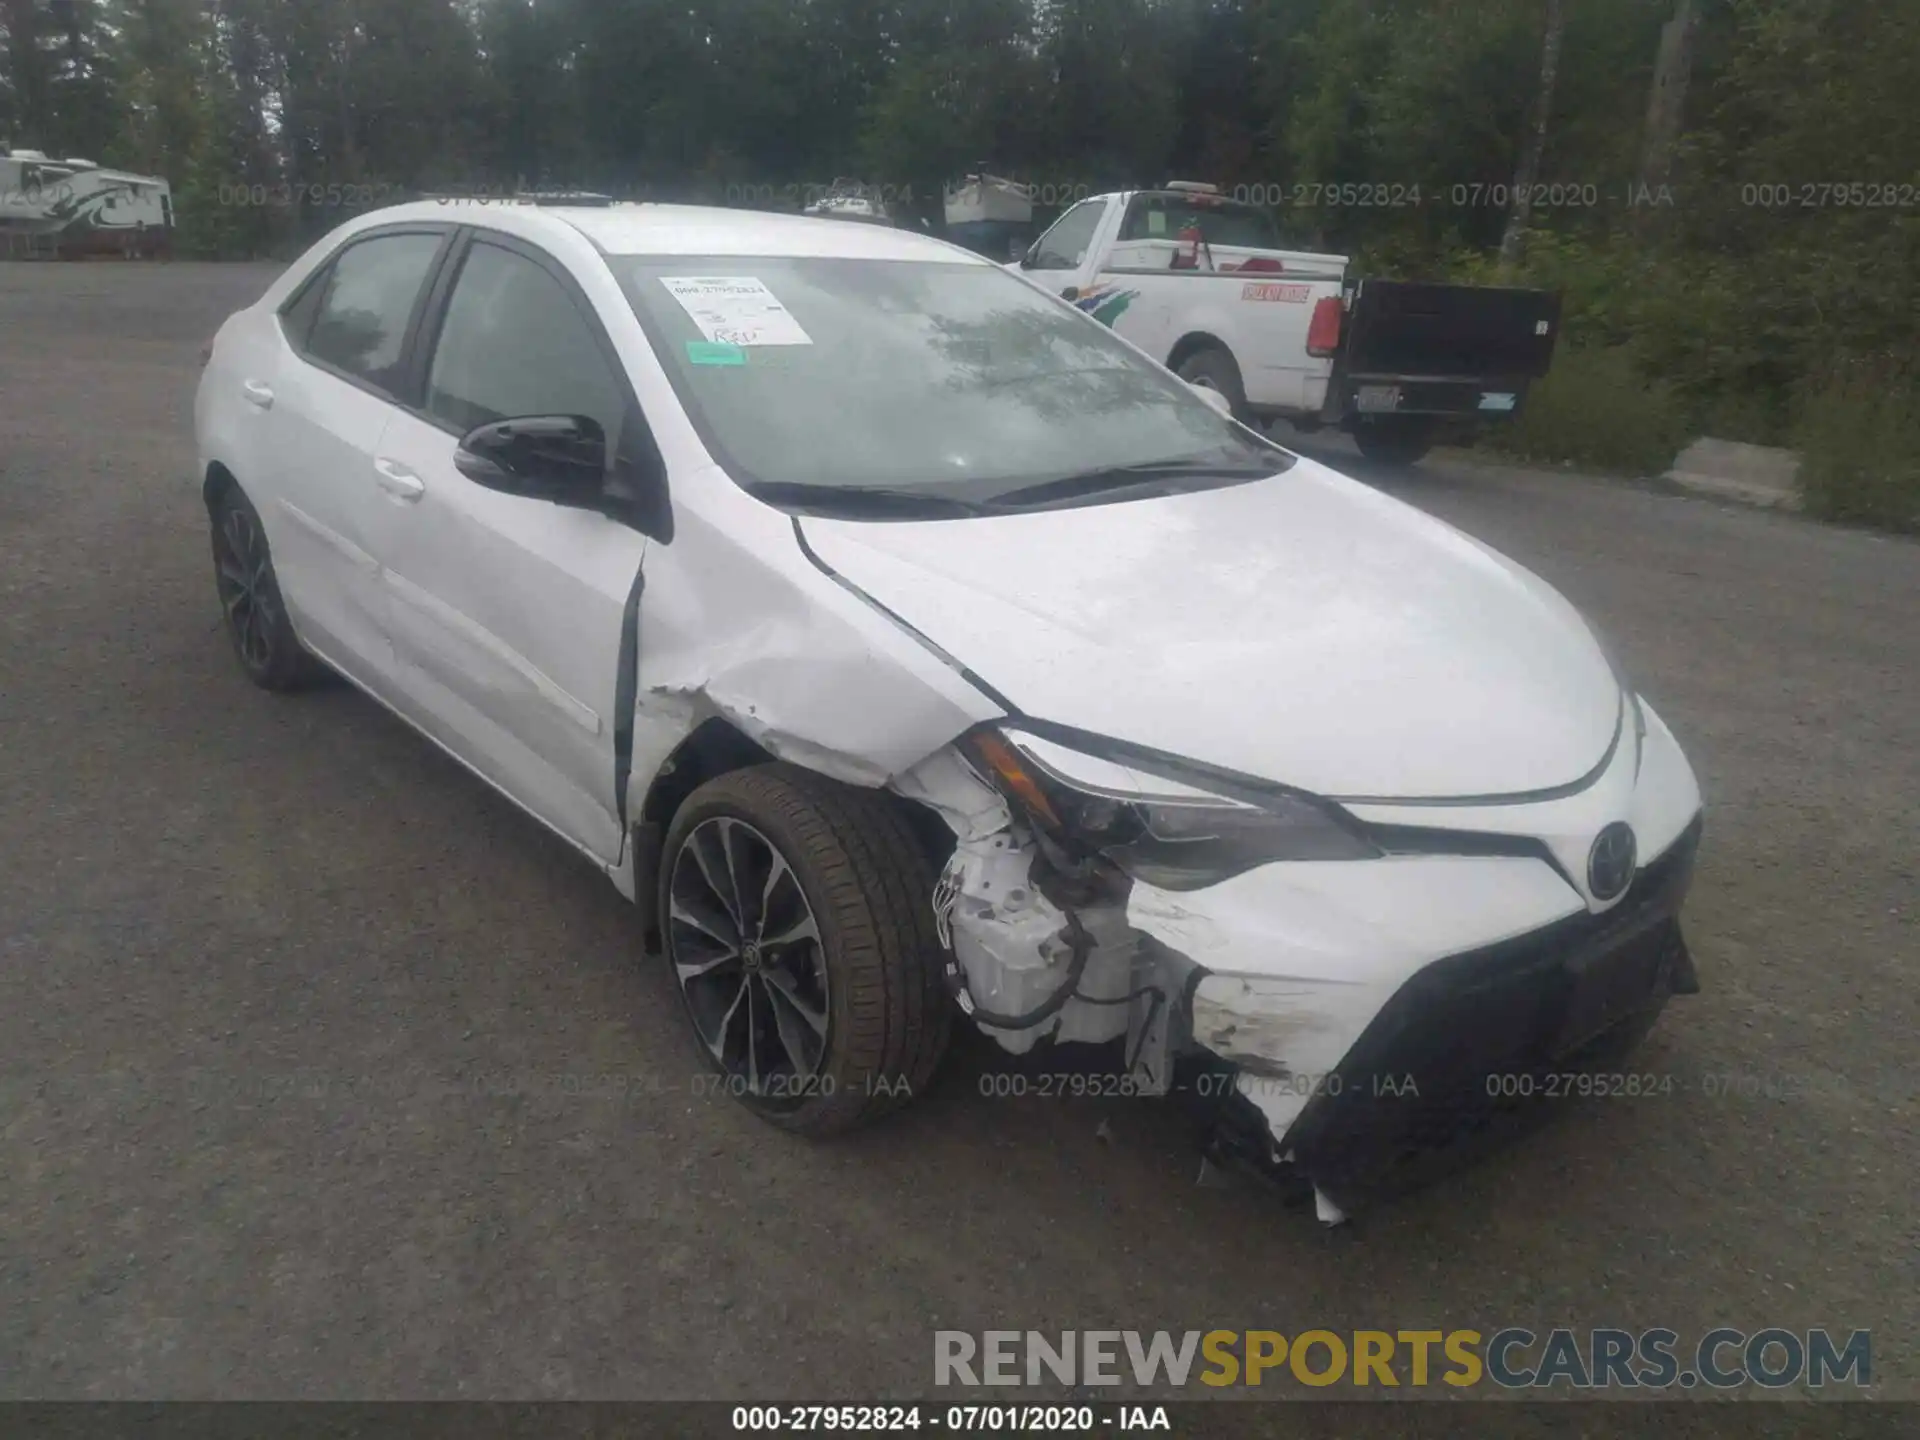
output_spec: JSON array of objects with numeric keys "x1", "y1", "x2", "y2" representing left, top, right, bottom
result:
[{"x1": 195, "y1": 199, "x2": 1704, "y2": 1218}]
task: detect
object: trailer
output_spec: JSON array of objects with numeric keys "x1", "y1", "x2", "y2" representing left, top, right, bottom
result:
[{"x1": 0, "y1": 148, "x2": 174, "y2": 259}]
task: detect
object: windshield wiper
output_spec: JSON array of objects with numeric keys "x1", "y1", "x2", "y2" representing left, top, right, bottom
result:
[
  {"x1": 986, "y1": 455, "x2": 1288, "y2": 511},
  {"x1": 751, "y1": 482, "x2": 996, "y2": 520}
]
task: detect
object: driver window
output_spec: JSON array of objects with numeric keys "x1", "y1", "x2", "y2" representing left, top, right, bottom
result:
[
  {"x1": 1029, "y1": 199, "x2": 1106, "y2": 270},
  {"x1": 426, "y1": 240, "x2": 626, "y2": 443}
]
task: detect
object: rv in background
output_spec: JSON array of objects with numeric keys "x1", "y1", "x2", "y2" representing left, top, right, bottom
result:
[{"x1": 0, "y1": 147, "x2": 174, "y2": 258}]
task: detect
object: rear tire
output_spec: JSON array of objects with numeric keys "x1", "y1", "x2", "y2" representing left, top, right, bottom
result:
[
  {"x1": 1353, "y1": 416, "x2": 1438, "y2": 466},
  {"x1": 209, "y1": 486, "x2": 328, "y2": 691},
  {"x1": 660, "y1": 764, "x2": 952, "y2": 1136},
  {"x1": 1175, "y1": 345, "x2": 1250, "y2": 422}
]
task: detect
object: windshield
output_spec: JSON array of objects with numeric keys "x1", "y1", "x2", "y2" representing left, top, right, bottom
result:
[{"x1": 616, "y1": 256, "x2": 1291, "y2": 515}]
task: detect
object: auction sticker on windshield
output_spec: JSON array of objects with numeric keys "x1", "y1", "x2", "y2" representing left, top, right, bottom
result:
[{"x1": 659, "y1": 276, "x2": 814, "y2": 346}]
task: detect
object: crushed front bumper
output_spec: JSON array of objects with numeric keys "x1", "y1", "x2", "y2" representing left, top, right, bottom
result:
[{"x1": 1214, "y1": 819, "x2": 1702, "y2": 1212}]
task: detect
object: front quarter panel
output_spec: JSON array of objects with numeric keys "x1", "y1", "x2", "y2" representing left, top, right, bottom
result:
[{"x1": 621, "y1": 461, "x2": 1009, "y2": 820}]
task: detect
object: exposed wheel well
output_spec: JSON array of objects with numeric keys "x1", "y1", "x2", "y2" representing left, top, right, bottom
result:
[
  {"x1": 640, "y1": 716, "x2": 955, "y2": 858},
  {"x1": 640, "y1": 718, "x2": 778, "y2": 832},
  {"x1": 633, "y1": 717, "x2": 957, "y2": 940},
  {"x1": 1166, "y1": 332, "x2": 1232, "y2": 373},
  {"x1": 203, "y1": 462, "x2": 240, "y2": 515}
]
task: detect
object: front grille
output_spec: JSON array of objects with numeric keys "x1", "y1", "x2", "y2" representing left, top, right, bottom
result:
[{"x1": 1284, "y1": 818, "x2": 1703, "y2": 1208}]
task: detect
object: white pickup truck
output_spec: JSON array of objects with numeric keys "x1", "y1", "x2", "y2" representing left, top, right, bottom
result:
[{"x1": 1011, "y1": 182, "x2": 1561, "y2": 464}]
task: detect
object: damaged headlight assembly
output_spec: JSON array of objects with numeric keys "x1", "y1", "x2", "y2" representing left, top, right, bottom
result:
[
  {"x1": 964, "y1": 727, "x2": 1379, "y2": 890},
  {"x1": 932, "y1": 726, "x2": 1380, "y2": 1046}
]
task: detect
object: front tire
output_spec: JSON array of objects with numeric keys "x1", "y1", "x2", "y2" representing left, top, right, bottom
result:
[
  {"x1": 660, "y1": 764, "x2": 951, "y2": 1136},
  {"x1": 209, "y1": 487, "x2": 326, "y2": 691}
]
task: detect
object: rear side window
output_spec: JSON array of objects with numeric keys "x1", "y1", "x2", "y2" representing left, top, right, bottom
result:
[
  {"x1": 424, "y1": 241, "x2": 626, "y2": 442},
  {"x1": 303, "y1": 233, "x2": 442, "y2": 393},
  {"x1": 1120, "y1": 194, "x2": 1280, "y2": 250},
  {"x1": 279, "y1": 269, "x2": 328, "y2": 350}
]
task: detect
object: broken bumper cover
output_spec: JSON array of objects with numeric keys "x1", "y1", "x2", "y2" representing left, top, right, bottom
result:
[
  {"x1": 1158, "y1": 821, "x2": 1702, "y2": 1210},
  {"x1": 1283, "y1": 820, "x2": 1699, "y2": 1210},
  {"x1": 1136, "y1": 680, "x2": 1703, "y2": 1209}
]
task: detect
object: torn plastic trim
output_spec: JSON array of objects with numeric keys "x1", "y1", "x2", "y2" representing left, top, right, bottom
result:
[
  {"x1": 889, "y1": 743, "x2": 1011, "y2": 843},
  {"x1": 896, "y1": 745, "x2": 1190, "y2": 1074},
  {"x1": 1190, "y1": 971, "x2": 1375, "y2": 1145}
]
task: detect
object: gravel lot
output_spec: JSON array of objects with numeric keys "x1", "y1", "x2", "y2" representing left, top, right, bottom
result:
[{"x1": 1, "y1": 260, "x2": 1914, "y2": 1403}]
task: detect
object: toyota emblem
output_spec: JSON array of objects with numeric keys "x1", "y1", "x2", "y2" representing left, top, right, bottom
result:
[{"x1": 1587, "y1": 822, "x2": 1638, "y2": 902}]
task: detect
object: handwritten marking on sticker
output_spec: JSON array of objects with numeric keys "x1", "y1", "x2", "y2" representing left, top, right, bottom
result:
[
  {"x1": 659, "y1": 276, "x2": 813, "y2": 346},
  {"x1": 686, "y1": 340, "x2": 747, "y2": 366},
  {"x1": 1242, "y1": 282, "x2": 1313, "y2": 303}
]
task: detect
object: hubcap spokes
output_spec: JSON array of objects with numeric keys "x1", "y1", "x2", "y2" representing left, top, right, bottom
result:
[
  {"x1": 216, "y1": 509, "x2": 276, "y2": 671},
  {"x1": 669, "y1": 818, "x2": 828, "y2": 1094}
]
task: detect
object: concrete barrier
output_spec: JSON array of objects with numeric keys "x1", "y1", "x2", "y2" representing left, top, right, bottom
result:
[{"x1": 1665, "y1": 438, "x2": 1802, "y2": 510}]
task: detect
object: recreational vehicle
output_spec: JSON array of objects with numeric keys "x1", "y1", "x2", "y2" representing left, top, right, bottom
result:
[{"x1": 0, "y1": 147, "x2": 173, "y2": 258}]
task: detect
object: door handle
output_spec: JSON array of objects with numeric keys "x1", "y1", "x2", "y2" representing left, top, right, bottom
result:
[
  {"x1": 241, "y1": 379, "x2": 275, "y2": 409},
  {"x1": 373, "y1": 458, "x2": 426, "y2": 502}
]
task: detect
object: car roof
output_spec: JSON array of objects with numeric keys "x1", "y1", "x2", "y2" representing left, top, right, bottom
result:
[{"x1": 394, "y1": 199, "x2": 986, "y2": 264}]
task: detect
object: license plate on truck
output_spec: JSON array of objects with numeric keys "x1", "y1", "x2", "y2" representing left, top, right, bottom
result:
[{"x1": 1356, "y1": 385, "x2": 1402, "y2": 413}]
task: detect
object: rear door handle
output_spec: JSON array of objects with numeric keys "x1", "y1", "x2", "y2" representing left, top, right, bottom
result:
[
  {"x1": 373, "y1": 458, "x2": 426, "y2": 502},
  {"x1": 241, "y1": 379, "x2": 275, "y2": 409}
]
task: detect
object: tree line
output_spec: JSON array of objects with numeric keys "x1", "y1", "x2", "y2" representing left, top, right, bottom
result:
[{"x1": 1, "y1": 0, "x2": 1915, "y2": 523}]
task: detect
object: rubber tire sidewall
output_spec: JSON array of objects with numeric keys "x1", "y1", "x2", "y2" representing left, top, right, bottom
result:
[
  {"x1": 1175, "y1": 346, "x2": 1250, "y2": 423},
  {"x1": 658, "y1": 763, "x2": 951, "y2": 1137},
  {"x1": 211, "y1": 487, "x2": 326, "y2": 691}
]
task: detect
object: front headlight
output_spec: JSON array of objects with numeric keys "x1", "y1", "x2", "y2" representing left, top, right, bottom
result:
[{"x1": 964, "y1": 728, "x2": 1379, "y2": 891}]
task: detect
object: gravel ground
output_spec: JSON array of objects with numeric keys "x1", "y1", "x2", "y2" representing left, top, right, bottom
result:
[{"x1": 0, "y1": 261, "x2": 1914, "y2": 1402}]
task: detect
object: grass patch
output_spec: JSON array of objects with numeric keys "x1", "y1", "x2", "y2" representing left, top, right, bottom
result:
[
  {"x1": 1795, "y1": 378, "x2": 1920, "y2": 533},
  {"x1": 1474, "y1": 344, "x2": 1688, "y2": 477}
]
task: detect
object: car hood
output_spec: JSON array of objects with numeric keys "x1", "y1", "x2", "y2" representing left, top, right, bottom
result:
[{"x1": 796, "y1": 456, "x2": 1623, "y2": 801}]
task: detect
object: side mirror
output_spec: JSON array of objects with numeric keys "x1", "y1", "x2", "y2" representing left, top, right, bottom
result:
[
  {"x1": 1060, "y1": 285, "x2": 1081, "y2": 303},
  {"x1": 456, "y1": 415, "x2": 607, "y2": 505},
  {"x1": 1188, "y1": 383, "x2": 1234, "y2": 419},
  {"x1": 1019, "y1": 244, "x2": 1038, "y2": 271}
]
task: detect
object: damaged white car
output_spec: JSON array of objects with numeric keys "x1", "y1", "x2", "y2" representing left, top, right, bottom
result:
[{"x1": 195, "y1": 200, "x2": 1704, "y2": 1217}]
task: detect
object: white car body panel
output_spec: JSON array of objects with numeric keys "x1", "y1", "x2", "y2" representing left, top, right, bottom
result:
[
  {"x1": 799, "y1": 454, "x2": 1623, "y2": 802},
  {"x1": 195, "y1": 200, "x2": 1705, "y2": 1208},
  {"x1": 265, "y1": 352, "x2": 403, "y2": 673},
  {"x1": 366, "y1": 407, "x2": 646, "y2": 863}
]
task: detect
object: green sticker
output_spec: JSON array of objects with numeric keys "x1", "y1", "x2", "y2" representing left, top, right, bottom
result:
[{"x1": 686, "y1": 340, "x2": 747, "y2": 366}]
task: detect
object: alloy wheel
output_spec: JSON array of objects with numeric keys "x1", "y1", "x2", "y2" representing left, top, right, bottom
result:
[
  {"x1": 668, "y1": 817, "x2": 831, "y2": 1097},
  {"x1": 214, "y1": 504, "x2": 279, "y2": 673}
]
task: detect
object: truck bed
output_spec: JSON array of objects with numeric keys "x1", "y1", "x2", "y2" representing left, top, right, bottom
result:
[{"x1": 1106, "y1": 237, "x2": 1346, "y2": 282}]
